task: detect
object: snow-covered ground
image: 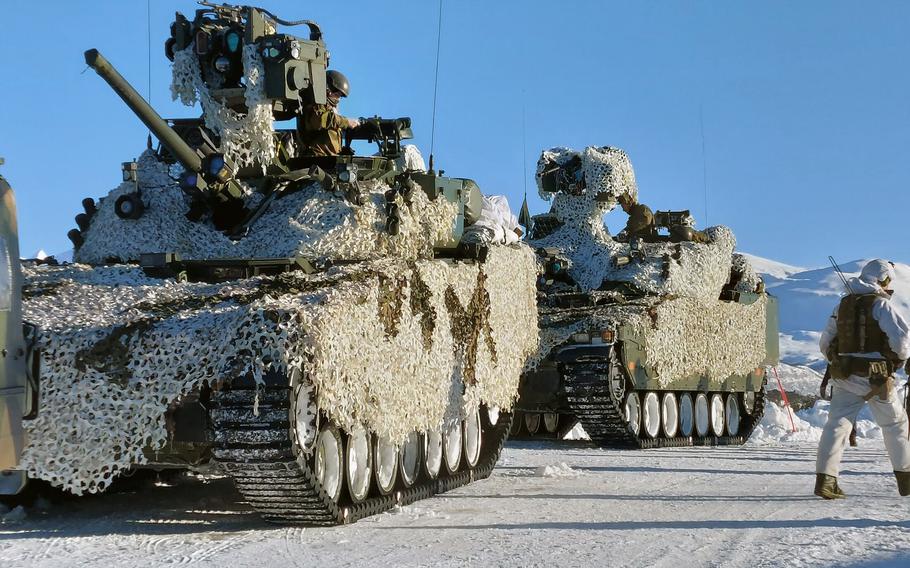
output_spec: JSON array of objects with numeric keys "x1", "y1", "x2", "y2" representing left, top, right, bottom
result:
[{"x1": 2, "y1": 437, "x2": 908, "y2": 568}]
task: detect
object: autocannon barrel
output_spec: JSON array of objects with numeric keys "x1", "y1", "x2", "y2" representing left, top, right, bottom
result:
[{"x1": 84, "y1": 49, "x2": 202, "y2": 173}]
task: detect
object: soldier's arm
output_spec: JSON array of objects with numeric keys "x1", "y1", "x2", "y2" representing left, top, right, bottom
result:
[
  {"x1": 819, "y1": 308, "x2": 838, "y2": 361},
  {"x1": 624, "y1": 205, "x2": 651, "y2": 235},
  {"x1": 872, "y1": 299, "x2": 910, "y2": 360},
  {"x1": 301, "y1": 105, "x2": 350, "y2": 132}
]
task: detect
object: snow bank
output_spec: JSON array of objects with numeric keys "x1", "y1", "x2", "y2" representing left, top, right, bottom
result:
[
  {"x1": 534, "y1": 462, "x2": 581, "y2": 478},
  {"x1": 749, "y1": 398, "x2": 886, "y2": 446}
]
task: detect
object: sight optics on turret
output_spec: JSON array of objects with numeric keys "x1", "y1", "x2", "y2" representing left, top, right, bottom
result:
[{"x1": 165, "y1": 1, "x2": 329, "y2": 115}]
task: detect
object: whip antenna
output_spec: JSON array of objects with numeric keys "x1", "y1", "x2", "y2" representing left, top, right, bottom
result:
[
  {"x1": 428, "y1": 0, "x2": 443, "y2": 173},
  {"x1": 518, "y1": 99, "x2": 533, "y2": 233},
  {"x1": 828, "y1": 255, "x2": 855, "y2": 295},
  {"x1": 699, "y1": 103, "x2": 709, "y2": 226},
  {"x1": 146, "y1": 0, "x2": 153, "y2": 146}
]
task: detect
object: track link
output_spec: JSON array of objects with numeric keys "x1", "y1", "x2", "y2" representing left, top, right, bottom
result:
[
  {"x1": 210, "y1": 378, "x2": 512, "y2": 525},
  {"x1": 562, "y1": 359, "x2": 766, "y2": 449}
]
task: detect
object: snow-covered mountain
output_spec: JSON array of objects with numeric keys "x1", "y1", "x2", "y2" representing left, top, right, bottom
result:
[{"x1": 745, "y1": 253, "x2": 910, "y2": 369}]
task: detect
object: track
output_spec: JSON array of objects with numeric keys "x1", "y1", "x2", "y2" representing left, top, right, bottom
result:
[
  {"x1": 561, "y1": 358, "x2": 766, "y2": 449},
  {"x1": 210, "y1": 374, "x2": 512, "y2": 525}
]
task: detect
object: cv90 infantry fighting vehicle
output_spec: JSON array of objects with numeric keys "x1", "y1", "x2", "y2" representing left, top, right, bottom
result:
[
  {"x1": 0, "y1": 160, "x2": 38, "y2": 495},
  {"x1": 10, "y1": 3, "x2": 538, "y2": 524},
  {"x1": 515, "y1": 146, "x2": 778, "y2": 447}
]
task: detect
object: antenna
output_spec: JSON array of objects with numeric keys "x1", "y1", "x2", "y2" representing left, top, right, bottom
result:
[
  {"x1": 147, "y1": 0, "x2": 152, "y2": 105},
  {"x1": 147, "y1": 0, "x2": 153, "y2": 143},
  {"x1": 828, "y1": 255, "x2": 855, "y2": 295},
  {"x1": 428, "y1": 0, "x2": 443, "y2": 174},
  {"x1": 699, "y1": 103, "x2": 709, "y2": 226},
  {"x1": 518, "y1": 98, "x2": 533, "y2": 233}
]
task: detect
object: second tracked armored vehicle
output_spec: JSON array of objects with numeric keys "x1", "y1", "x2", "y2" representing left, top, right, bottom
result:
[
  {"x1": 515, "y1": 146, "x2": 778, "y2": 448},
  {"x1": 9, "y1": 3, "x2": 539, "y2": 524}
]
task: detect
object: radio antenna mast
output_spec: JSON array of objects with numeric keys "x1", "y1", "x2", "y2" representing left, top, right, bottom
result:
[
  {"x1": 428, "y1": 0, "x2": 443, "y2": 174},
  {"x1": 828, "y1": 255, "x2": 855, "y2": 295}
]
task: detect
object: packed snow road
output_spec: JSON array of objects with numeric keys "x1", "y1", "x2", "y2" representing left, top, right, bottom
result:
[{"x1": 1, "y1": 440, "x2": 908, "y2": 568}]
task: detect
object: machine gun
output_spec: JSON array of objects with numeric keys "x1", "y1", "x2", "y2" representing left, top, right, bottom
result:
[{"x1": 344, "y1": 117, "x2": 414, "y2": 159}]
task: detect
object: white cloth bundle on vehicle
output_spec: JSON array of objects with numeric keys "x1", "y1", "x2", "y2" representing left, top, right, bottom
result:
[{"x1": 463, "y1": 195, "x2": 521, "y2": 246}]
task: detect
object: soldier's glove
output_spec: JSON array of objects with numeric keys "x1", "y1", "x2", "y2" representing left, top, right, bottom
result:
[{"x1": 347, "y1": 117, "x2": 361, "y2": 129}]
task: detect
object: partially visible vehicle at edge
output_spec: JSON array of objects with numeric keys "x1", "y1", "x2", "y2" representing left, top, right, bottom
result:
[{"x1": 0, "y1": 158, "x2": 38, "y2": 494}]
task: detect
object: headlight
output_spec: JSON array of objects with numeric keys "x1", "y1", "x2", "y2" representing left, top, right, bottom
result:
[
  {"x1": 179, "y1": 172, "x2": 198, "y2": 191},
  {"x1": 571, "y1": 332, "x2": 590, "y2": 343},
  {"x1": 224, "y1": 30, "x2": 242, "y2": 53},
  {"x1": 208, "y1": 155, "x2": 225, "y2": 176},
  {"x1": 214, "y1": 56, "x2": 231, "y2": 73}
]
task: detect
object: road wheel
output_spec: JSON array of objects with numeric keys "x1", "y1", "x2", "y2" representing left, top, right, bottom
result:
[
  {"x1": 543, "y1": 413, "x2": 559, "y2": 434},
  {"x1": 624, "y1": 392, "x2": 641, "y2": 436},
  {"x1": 679, "y1": 393, "x2": 695, "y2": 437},
  {"x1": 710, "y1": 393, "x2": 726, "y2": 437},
  {"x1": 345, "y1": 426, "x2": 372, "y2": 503},
  {"x1": 443, "y1": 419, "x2": 463, "y2": 474},
  {"x1": 524, "y1": 413, "x2": 541, "y2": 436},
  {"x1": 315, "y1": 423, "x2": 344, "y2": 502},
  {"x1": 642, "y1": 392, "x2": 661, "y2": 439},
  {"x1": 694, "y1": 393, "x2": 710, "y2": 437},
  {"x1": 661, "y1": 392, "x2": 679, "y2": 437},
  {"x1": 424, "y1": 430, "x2": 443, "y2": 479},
  {"x1": 373, "y1": 435, "x2": 399, "y2": 496},
  {"x1": 399, "y1": 431, "x2": 421, "y2": 488},
  {"x1": 725, "y1": 394, "x2": 742, "y2": 436},
  {"x1": 463, "y1": 408, "x2": 482, "y2": 468}
]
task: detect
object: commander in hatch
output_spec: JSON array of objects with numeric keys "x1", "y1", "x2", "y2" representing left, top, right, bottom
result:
[{"x1": 297, "y1": 70, "x2": 361, "y2": 157}]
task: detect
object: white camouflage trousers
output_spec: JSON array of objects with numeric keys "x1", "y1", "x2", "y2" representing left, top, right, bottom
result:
[{"x1": 816, "y1": 375, "x2": 910, "y2": 477}]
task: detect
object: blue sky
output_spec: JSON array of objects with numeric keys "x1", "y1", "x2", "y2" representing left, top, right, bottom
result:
[{"x1": 1, "y1": 1, "x2": 908, "y2": 267}]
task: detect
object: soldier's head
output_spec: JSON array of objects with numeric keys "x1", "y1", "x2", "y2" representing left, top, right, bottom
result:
[
  {"x1": 618, "y1": 192, "x2": 636, "y2": 213},
  {"x1": 325, "y1": 70, "x2": 350, "y2": 106},
  {"x1": 860, "y1": 259, "x2": 896, "y2": 291}
]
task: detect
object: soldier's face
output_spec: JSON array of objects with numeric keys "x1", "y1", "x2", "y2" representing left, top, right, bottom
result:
[{"x1": 327, "y1": 90, "x2": 342, "y2": 105}]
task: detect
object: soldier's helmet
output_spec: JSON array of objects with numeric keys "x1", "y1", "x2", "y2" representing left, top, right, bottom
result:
[
  {"x1": 326, "y1": 70, "x2": 351, "y2": 97},
  {"x1": 860, "y1": 259, "x2": 895, "y2": 286}
]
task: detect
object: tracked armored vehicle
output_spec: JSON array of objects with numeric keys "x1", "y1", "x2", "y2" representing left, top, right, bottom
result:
[
  {"x1": 11, "y1": 3, "x2": 538, "y2": 524},
  {"x1": 515, "y1": 146, "x2": 778, "y2": 448}
]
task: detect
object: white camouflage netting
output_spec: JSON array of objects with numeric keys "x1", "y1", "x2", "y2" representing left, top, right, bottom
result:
[
  {"x1": 533, "y1": 295, "x2": 768, "y2": 386},
  {"x1": 171, "y1": 44, "x2": 276, "y2": 170},
  {"x1": 529, "y1": 145, "x2": 768, "y2": 381},
  {"x1": 531, "y1": 146, "x2": 737, "y2": 299},
  {"x1": 75, "y1": 151, "x2": 458, "y2": 264},
  {"x1": 20, "y1": 245, "x2": 538, "y2": 495}
]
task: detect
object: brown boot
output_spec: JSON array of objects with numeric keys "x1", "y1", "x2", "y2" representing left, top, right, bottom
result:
[
  {"x1": 814, "y1": 473, "x2": 846, "y2": 499},
  {"x1": 849, "y1": 427, "x2": 858, "y2": 447},
  {"x1": 896, "y1": 471, "x2": 910, "y2": 497}
]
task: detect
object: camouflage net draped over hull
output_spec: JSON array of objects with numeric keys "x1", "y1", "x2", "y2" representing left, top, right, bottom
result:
[
  {"x1": 20, "y1": 246, "x2": 538, "y2": 495},
  {"x1": 535, "y1": 295, "x2": 768, "y2": 386},
  {"x1": 75, "y1": 152, "x2": 457, "y2": 265}
]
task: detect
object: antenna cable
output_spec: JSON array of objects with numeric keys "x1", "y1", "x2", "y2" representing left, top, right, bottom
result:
[{"x1": 429, "y1": 0, "x2": 443, "y2": 172}]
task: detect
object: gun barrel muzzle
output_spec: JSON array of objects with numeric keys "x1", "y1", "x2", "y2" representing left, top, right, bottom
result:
[{"x1": 84, "y1": 49, "x2": 202, "y2": 173}]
